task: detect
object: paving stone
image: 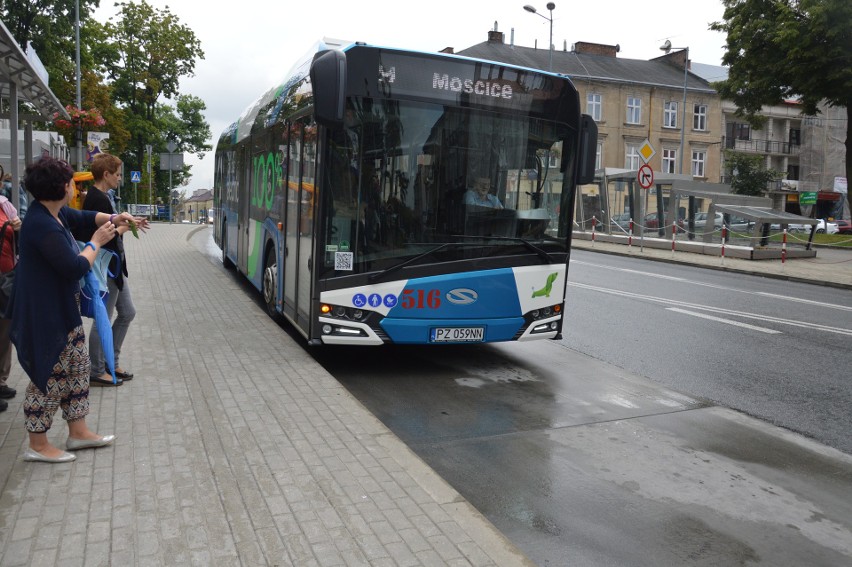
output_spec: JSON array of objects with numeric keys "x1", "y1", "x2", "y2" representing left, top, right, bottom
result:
[{"x1": 0, "y1": 225, "x2": 530, "y2": 567}]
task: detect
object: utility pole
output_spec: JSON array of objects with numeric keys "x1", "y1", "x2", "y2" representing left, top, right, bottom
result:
[
  {"x1": 146, "y1": 144, "x2": 153, "y2": 217},
  {"x1": 74, "y1": 0, "x2": 83, "y2": 170}
]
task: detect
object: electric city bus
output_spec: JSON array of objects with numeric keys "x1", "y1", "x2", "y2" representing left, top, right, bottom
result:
[{"x1": 213, "y1": 39, "x2": 597, "y2": 345}]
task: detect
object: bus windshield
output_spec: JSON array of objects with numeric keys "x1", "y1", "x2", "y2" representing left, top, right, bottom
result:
[{"x1": 320, "y1": 98, "x2": 574, "y2": 276}]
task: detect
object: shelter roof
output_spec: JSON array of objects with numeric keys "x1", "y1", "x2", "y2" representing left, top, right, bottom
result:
[
  {"x1": 714, "y1": 205, "x2": 818, "y2": 225},
  {"x1": 0, "y1": 20, "x2": 69, "y2": 120}
]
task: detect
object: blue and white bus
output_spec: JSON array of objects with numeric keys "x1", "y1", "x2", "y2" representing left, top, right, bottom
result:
[{"x1": 213, "y1": 39, "x2": 596, "y2": 345}]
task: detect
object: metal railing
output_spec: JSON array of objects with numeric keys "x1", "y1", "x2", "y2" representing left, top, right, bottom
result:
[{"x1": 723, "y1": 136, "x2": 801, "y2": 155}]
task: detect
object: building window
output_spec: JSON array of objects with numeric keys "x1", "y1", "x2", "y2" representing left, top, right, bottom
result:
[
  {"x1": 789, "y1": 128, "x2": 801, "y2": 146},
  {"x1": 547, "y1": 151, "x2": 558, "y2": 168},
  {"x1": 691, "y1": 150, "x2": 706, "y2": 177},
  {"x1": 787, "y1": 165, "x2": 799, "y2": 180},
  {"x1": 626, "y1": 97, "x2": 641, "y2": 124},
  {"x1": 662, "y1": 148, "x2": 677, "y2": 173},
  {"x1": 595, "y1": 142, "x2": 602, "y2": 170},
  {"x1": 727, "y1": 122, "x2": 751, "y2": 141},
  {"x1": 626, "y1": 143, "x2": 641, "y2": 169},
  {"x1": 693, "y1": 104, "x2": 707, "y2": 131},
  {"x1": 587, "y1": 93, "x2": 602, "y2": 122},
  {"x1": 663, "y1": 101, "x2": 678, "y2": 128}
]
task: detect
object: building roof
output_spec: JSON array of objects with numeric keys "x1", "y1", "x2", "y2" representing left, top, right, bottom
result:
[
  {"x1": 185, "y1": 189, "x2": 213, "y2": 203},
  {"x1": 0, "y1": 20, "x2": 68, "y2": 120},
  {"x1": 457, "y1": 38, "x2": 715, "y2": 94}
]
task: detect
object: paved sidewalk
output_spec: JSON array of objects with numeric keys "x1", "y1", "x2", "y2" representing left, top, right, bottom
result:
[{"x1": 0, "y1": 224, "x2": 532, "y2": 567}]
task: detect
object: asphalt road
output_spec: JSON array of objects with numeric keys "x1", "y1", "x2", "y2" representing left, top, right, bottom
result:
[{"x1": 563, "y1": 248, "x2": 852, "y2": 455}]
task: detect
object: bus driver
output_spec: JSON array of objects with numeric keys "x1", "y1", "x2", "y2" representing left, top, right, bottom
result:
[{"x1": 464, "y1": 177, "x2": 503, "y2": 209}]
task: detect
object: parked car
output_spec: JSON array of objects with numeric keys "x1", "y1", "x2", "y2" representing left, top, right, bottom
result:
[
  {"x1": 785, "y1": 223, "x2": 812, "y2": 233},
  {"x1": 609, "y1": 212, "x2": 633, "y2": 233},
  {"x1": 771, "y1": 219, "x2": 838, "y2": 234},
  {"x1": 816, "y1": 219, "x2": 839, "y2": 234},
  {"x1": 727, "y1": 216, "x2": 753, "y2": 232},
  {"x1": 835, "y1": 219, "x2": 851, "y2": 234},
  {"x1": 691, "y1": 212, "x2": 723, "y2": 230},
  {"x1": 643, "y1": 212, "x2": 685, "y2": 233}
]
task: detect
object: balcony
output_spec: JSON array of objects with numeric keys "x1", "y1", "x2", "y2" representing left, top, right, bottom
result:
[{"x1": 723, "y1": 136, "x2": 801, "y2": 155}]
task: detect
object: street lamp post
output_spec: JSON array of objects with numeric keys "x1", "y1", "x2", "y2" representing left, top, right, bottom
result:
[
  {"x1": 524, "y1": 3, "x2": 556, "y2": 71},
  {"x1": 74, "y1": 0, "x2": 83, "y2": 170},
  {"x1": 660, "y1": 40, "x2": 689, "y2": 175}
]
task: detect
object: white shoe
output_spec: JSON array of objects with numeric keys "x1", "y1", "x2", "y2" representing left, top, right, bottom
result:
[
  {"x1": 23, "y1": 448, "x2": 77, "y2": 463},
  {"x1": 66, "y1": 434, "x2": 116, "y2": 450}
]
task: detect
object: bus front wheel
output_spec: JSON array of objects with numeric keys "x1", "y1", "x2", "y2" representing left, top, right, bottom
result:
[{"x1": 263, "y1": 247, "x2": 282, "y2": 321}]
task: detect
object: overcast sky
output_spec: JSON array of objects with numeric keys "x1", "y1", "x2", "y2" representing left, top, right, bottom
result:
[{"x1": 93, "y1": 0, "x2": 728, "y2": 195}]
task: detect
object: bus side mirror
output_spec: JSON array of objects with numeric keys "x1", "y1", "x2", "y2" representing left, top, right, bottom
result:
[
  {"x1": 310, "y1": 50, "x2": 347, "y2": 127},
  {"x1": 576, "y1": 114, "x2": 598, "y2": 185}
]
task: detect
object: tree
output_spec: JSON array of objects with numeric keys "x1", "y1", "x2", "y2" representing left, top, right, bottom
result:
[
  {"x1": 153, "y1": 95, "x2": 212, "y2": 189},
  {"x1": 724, "y1": 150, "x2": 782, "y2": 196},
  {"x1": 711, "y1": 0, "x2": 852, "y2": 213},
  {"x1": 96, "y1": 0, "x2": 205, "y2": 201}
]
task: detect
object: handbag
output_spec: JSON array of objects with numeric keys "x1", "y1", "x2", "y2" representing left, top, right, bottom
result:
[
  {"x1": 77, "y1": 241, "x2": 119, "y2": 318},
  {"x1": 0, "y1": 220, "x2": 15, "y2": 316}
]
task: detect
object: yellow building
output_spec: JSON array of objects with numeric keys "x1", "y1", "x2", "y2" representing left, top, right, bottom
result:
[
  {"x1": 458, "y1": 33, "x2": 722, "y2": 182},
  {"x1": 180, "y1": 188, "x2": 213, "y2": 223}
]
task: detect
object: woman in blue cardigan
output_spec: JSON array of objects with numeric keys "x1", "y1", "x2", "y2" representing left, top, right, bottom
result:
[{"x1": 9, "y1": 157, "x2": 148, "y2": 463}]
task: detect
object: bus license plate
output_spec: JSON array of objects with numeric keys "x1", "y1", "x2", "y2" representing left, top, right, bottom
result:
[{"x1": 430, "y1": 327, "x2": 484, "y2": 343}]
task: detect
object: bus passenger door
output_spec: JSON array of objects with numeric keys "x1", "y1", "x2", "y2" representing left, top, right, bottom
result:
[
  {"x1": 283, "y1": 124, "x2": 300, "y2": 322},
  {"x1": 296, "y1": 121, "x2": 317, "y2": 328},
  {"x1": 238, "y1": 144, "x2": 251, "y2": 274}
]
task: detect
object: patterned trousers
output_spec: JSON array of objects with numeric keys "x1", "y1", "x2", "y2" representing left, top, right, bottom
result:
[{"x1": 23, "y1": 325, "x2": 90, "y2": 433}]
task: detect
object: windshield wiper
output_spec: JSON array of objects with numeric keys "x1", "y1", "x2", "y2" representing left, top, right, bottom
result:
[
  {"x1": 472, "y1": 236, "x2": 554, "y2": 264},
  {"x1": 367, "y1": 241, "x2": 475, "y2": 283}
]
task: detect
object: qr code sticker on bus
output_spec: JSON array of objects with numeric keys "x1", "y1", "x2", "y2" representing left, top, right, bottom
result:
[{"x1": 335, "y1": 252, "x2": 354, "y2": 271}]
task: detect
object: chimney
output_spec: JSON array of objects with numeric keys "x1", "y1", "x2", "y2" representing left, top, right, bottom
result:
[
  {"x1": 573, "y1": 41, "x2": 620, "y2": 57},
  {"x1": 488, "y1": 30, "x2": 505, "y2": 44},
  {"x1": 654, "y1": 49, "x2": 690, "y2": 70}
]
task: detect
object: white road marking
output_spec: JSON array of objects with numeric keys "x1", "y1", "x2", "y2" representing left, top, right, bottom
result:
[
  {"x1": 755, "y1": 292, "x2": 852, "y2": 312},
  {"x1": 572, "y1": 259, "x2": 852, "y2": 312},
  {"x1": 666, "y1": 308, "x2": 782, "y2": 334},
  {"x1": 569, "y1": 282, "x2": 852, "y2": 337}
]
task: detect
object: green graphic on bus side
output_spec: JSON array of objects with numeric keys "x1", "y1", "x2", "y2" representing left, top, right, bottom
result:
[
  {"x1": 247, "y1": 220, "x2": 263, "y2": 279},
  {"x1": 252, "y1": 152, "x2": 281, "y2": 211},
  {"x1": 531, "y1": 272, "x2": 558, "y2": 298}
]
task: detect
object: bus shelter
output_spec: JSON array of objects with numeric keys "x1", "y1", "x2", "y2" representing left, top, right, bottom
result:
[
  {"x1": 713, "y1": 204, "x2": 819, "y2": 250},
  {"x1": 575, "y1": 168, "x2": 691, "y2": 236},
  {"x1": 0, "y1": 19, "x2": 69, "y2": 211}
]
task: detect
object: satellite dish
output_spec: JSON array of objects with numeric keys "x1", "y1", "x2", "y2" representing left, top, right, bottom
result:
[{"x1": 660, "y1": 39, "x2": 672, "y2": 53}]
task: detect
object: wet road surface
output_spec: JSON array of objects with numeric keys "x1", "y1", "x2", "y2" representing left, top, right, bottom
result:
[{"x1": 316, "y1": 341, "x2": 852, "y2": 566}]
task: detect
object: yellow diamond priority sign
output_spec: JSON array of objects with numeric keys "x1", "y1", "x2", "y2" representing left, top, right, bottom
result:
[{"x1": 639, "y1": 139, "x2": 656, "y2": 163}]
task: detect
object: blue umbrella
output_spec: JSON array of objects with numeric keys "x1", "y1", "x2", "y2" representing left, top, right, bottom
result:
[{"x1": 81, "y1": 269, "x2": 116, "y2": 384}]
